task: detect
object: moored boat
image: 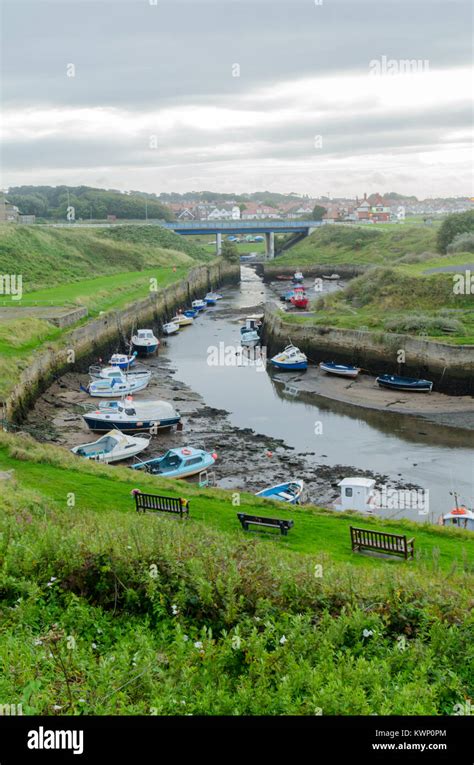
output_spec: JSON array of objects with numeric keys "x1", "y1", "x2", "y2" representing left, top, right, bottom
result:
[
  {"x1": 131, "y1": 329, "x2": 159, "y2": 356},
  {"x1": 71, "y1": 430, "x2": 151, "y2": 464},
  {"x1": 83, "y1": 370, "x2": 152, "y2": 397},
  {"x1": 108, "y1": 352, "x2": 137, "y2": 369},
  {"x1": 322, "y1": 273, "x2": 341, "y2": 280},
  {"x1": 183, "y1": 309, "x2": 198, "y2": 318},
  {"x1": 376, "y1": 374, "x2": 433, "y2": 392},
  {"x1": 256, "y1": 479, "x2": 304, "y2": 504},
  {"x1": 240, "y1": 330, "x2": 261, "y2": 347},
  {"x1": 170, "y1": 313, "x2": 193, "y2": 327},
  {"x1": 192, "y1": 299, "x2": 207, "y2": 311},
  {"x1": 319, "y1": 361, "x2": 361, "y2": 378},
  {"x1": 162, "y1": 321, "x2": 180, "y2": 335},
  {"x1": 82, "y1": 399, "x2": 181, "y2": 433},
  {"x1": 292, "y1": 271, "x2": 304, "y2": 283},
  {"x1": 89, "y1": 364, "x2": 150, "y2": 381},
  {"x1": 440, "y1": 505, "x2": 474, "y2": 531},
  {"x1": 240, "y1": 315, "x2": 263, "y2": 335},
  {"x1": 204, "y1": 292, "x2": 222, "y2": 305},
  {"x1": 270, "y1": 344, "x2": 308, "y2": 371},
  {"x1": 290, "y1": 291, "x2": 309, "y2": 309},
  {"x1": 131, "y1": 446, "x2": 217, "y2": 478}
]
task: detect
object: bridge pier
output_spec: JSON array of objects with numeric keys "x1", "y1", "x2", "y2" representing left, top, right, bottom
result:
[
  {"x1": 265, "y1": 231, "x2": 275, "y2": 259},
  {"x1": 216, "y1": 232, "x2": 222, "y2": 256}
]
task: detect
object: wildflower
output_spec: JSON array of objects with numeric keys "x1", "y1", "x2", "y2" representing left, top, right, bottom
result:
[
  {"x1": 92, "y1": 643, "x2": 97, "y2": 649},
  {"x1": 46, "y1": 577, "x2": 58, "y2": 587},
  {"x1": 194, "y1": 641, "x2": 203, "y2": 649},
  {"x1": 182, "y1": 634, "x2": 189, "y2": 642},
  {"x1": 34, "y1": 639, "x2": 43, "y2": 646},
  {"x1": 363, "y1": 629, "x2": 374, "y2": 638},
  {"x1": 231, "y1": 635, "x2": 241, "y2": 650},
  {"x1": 171, "y1": 604, "x2": 179, "y2": 616},
  {"x1": 279, "y1": 635, "x2": 287, "y2": 645},
  {"x1": 78, "y1": 699, "x2": 86, "y2": 704},
  {"x1": 52, "y1": 705, "x2": 62, "y2": 711}
]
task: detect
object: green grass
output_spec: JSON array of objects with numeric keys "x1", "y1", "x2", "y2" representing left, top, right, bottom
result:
[{"x1": 0, "y1": 432, "x2": 473, "y2": 715}]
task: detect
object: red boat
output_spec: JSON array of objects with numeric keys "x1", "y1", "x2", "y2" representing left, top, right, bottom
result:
[{"x1": 290, "y1": 291, "x2": 309, "y2": 309}]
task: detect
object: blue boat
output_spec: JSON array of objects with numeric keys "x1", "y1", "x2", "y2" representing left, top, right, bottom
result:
[
  {"x1": 270, "y1": 345, "x2": 308, "y2": 371},
  {"x1": 131, "y1": 446, "x2": 216, "y2": 478},
  {"x1": 183, "y1": 309, "x2": 198, "y2": 318},
  {"x1": 256, "y1": 479, "x2": 304, "y2": 504},
  {"x1": 320, "y1": 361, "x2": 361, "y2": 379},
  {"x1": 376, "y1": 374, "x2": 433, "y2": 392},
  {"x1": 109, "y1": 352, "x2": 137, "y2": 370}
]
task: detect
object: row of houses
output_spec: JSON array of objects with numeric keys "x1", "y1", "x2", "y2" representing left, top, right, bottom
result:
[{"x1": 168, "y1": 200, "x2": 315, "y2": 222}]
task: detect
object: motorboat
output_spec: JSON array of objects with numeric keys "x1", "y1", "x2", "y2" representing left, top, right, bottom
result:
[
  {"x1": 82, "y1": 369, "x2": 152, "y2": 397},
  {"x1": 131, "y1": 446, "x2": 217, "y2": 478},
  {"x1": 322, "y1": 274, "x2": 341, "y2": 280},
  {"x1": 290, "y1": 291, "x2": 309, "y2": 309},
  {"x1": 240, "y1": 315, "x2": 263, "y2": 335},
  {"x1": 108, "y1": 352, "x2": 137, "y2": 370},
  {"x1": 319, "y1": 361, "x2": 361, "y2": 378},
  {"x1": 376, "y1": 374, "x2": 433, "y2": 392},
  {"x1": 88, "y1": 365, "x2": 150, "y2": 381},
  {"x1": 270, "y1": 344, "x2": 308, "y2": 371},
  {"x1": 240, "y1": 330, "x2": 260, "y2": 348},
  {"x1": 256, "y1": 480, "x2": 304, "y2": 505},
  {"x1": 162, "y1": 321, "x2": 180, "y2": 335},
  {"x1": 131, "y1": 329, "x2": 159, "y2": 356},
  {"x1": 71, "y1": 430, "x2": 151, "y2": 464},
  {"x1": 192, "y1": 299, "x2": 207, "y2": 311},
  {"x1": 170, "y1": 313, "x2": 194, "y2": 327},
  {"x1": 292, "y1": 271, "x2": 304, "y2": 283},
  {"x1": 82, "y1": 399, "x2": 181, "y2": 433}
]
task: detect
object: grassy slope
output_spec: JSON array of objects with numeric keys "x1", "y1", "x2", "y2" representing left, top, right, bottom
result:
[
  {"x1": 274, "y1": 224, "x2": 438, "y2": 266},
  {"x1": 0, "y1": 433, "x2": 473, "y2": 715}
]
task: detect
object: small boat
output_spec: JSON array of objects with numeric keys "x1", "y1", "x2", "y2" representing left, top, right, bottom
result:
[
  {"x1": 241, "y1": 330, "x2": 261, "y2": 348},
  {"x1": 183, "y1": 309, "x2": 198, "y2": 318},
  {"x1": 71, "y1": 430, "x2": 151, "y2": 464},
  {"x1": 204, "y1": 292, "x2": 222, "y2": 305},
  {"x1": 131, "y1": 329, "x2": 159, "y2": 356},
  {"x1": 131, "y1": 446, "x2": 217, "y2": 478},
  {"x1": 292, "y1": 271, "x2": 304, "y2": 283},
  {"x1": 89, "y1": 365, "x2": 150, "y2": 381},
  {"x1": 322, "y1": 273, "x2": 341, "y2": 281},
  {"x1": 256, "y1": 479, "x2": 304, "y2": 505},
  {"x1": 270, "y1": 344, "x2": 308, "y2": 371},
  {"x1": 82, "y1": 399, "x2": 181, "y2": 433},
  {"x1": 440, "y1": 506, "x2": 474, "y2": 531},
  {"x1": 275, "y1": 275, "x2": 293, "y2": 281},
  {"x1": 192, "y1": 299, "x2": 207, "y2": 311},
  {"x1": 376, "y1": 374, "x2": 433, "y2": 392},
  {"x1": 281, "y1": 289, "x2": 296, "y2": 302},
  {"x1": 290, "y1": 291, "x2": 309, "y2": 309},
  {"x1": 170, "y1": 313, "x2": 193, "y2": 327},
  {"x1": 240, "y1": 315, "x2": 263, "y2": 335},
  {"x1": 108, "y1": 352, "x2": 137, "y2": 370},
  {"x1": 162, "y1": 321, "x2": 180, "y2": 335},
  {"x1": 83, "y1": 370, "x2": 152, "y2": 397},
  {"x1": 319, "y1": 361, "x2": 361, "y2": 379}
]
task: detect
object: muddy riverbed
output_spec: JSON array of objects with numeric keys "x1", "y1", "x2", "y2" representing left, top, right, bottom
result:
[{"x1": 25, "y1": 266, "x2": 473, "y2": 523}]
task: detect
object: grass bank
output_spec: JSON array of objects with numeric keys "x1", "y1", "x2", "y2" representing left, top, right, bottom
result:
[{"x1": 0, "y1": 432, "x2": 472, "y2": 715}]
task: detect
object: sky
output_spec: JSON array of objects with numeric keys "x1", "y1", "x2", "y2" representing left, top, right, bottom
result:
[{"x1": 1, "y1": 0, "x2": 473, "y2": 198}]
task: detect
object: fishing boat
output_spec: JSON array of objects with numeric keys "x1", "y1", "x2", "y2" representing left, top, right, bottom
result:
[
  {"x1": 256, "y1": 479, "x2": 304, "y2": 505},
  {"x1": 270, "y1": 344, "x2": 308, "y2": 371},
  {"x1": 240, "y1": 330, "x2": 261, "y2": 348},
  {"x1": 440, "y1": 506, "x2": 474, "y2": 531},
  {"x1": 240, "y1": 315, "x2": 263, "y2": 335},
  {"x1": 292, "y1": 271, "x2": 304, "y2": 283},
  {"x1": 192, "y1": 299, "x2": 207, "y2": 311},
  {"x1": 376, "y1": 374, "x2": 433, "y2": 392},
  {"x1": 108, "y1": 352, "x2": 137, "y2": 370},
  {"x1": 82, "y1": 399, "x2": 181, "y2": 433},
  {"x1": 131, "y1": 329, "x2": 159, "y2": 356},
  {"x1": 322, "y1": 273, "x2": 341, "y2": 280},
  {"x1": 131, "y1": 446, "x2": 217, "y2": 478},
  {"x1": 83, "y1": 370, "x2": 152, "y2": 397},
  {"x1": 290, "y1": 291, "x2": 309, "y2": 309},
  {"x1": 71, "y1": 430, "x2": 151, "y2": 464},
  {"x1": 170, "y1": 313, "x2": 194, "y2": 327},
  {"x1": 281, "y1": 289, "x2": 297, "y2": 302},
  {"x1": 162, "y1": 321, "x2": 180, "y2": 335},
  {"x1": 319, "y1": 361, "x2": 361, "y2": 378},
  {"x1": 89, "y1": 364, "x2": 150, "y2": 381},
  {"x1": 204, "y1": 292, "x2": 222, "y2": 305}
]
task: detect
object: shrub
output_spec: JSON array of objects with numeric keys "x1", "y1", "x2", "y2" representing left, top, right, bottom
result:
[
  {"x1": 446, "y1": 232, "x2": 474, "y2": 254},
  {"x1": 437, "y1": 210, "x2": 474, "y2": 253}
]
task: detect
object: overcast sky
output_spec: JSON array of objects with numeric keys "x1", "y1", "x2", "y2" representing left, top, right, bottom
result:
[{"x1": 1, "y1": 0, "x2": 472, "y2": 197}]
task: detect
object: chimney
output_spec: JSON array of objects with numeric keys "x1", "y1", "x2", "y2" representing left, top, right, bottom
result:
[{"x1": 364, "y1": 192, "x2": 367, "y2": 201}]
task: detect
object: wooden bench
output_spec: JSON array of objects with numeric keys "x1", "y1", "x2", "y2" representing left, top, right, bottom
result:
[
  {"x1": 237, "y1": 513, "x2": 294, "y2": 536},
  {"x1": 350, "y1": 526, "x2": 414, "y2": 560},
  {"x1": 134, "y1": 491, "x2": 189, "y2": 518}
]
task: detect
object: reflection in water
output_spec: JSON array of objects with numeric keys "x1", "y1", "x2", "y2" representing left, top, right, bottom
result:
[{"x1": 162, "y1": 266, "x2": 473, "y2": 520}]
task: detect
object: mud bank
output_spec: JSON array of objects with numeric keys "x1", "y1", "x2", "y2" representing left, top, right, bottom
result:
[
  {"x1": 256, "y1": 263, "x2": 366, "y2": 282},
  {"x1": 2, "y1": 261, "x2": 239, "y2": 424},
  {"x1": 263, "y1": 302, "x2": 474, "y2": 395}
]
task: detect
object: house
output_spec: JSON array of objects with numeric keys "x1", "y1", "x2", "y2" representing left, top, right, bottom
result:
[
  {"x1": 207, "y1": 205, "x2": 241, "y2": 221},
  {"x1": 370, "y1": 203, "x2": 391, "y2": 222},
  {"x1": 0, "y1": 198, "x2": 20, "y2": 223},
  {"x1": 355, "y1": 193, "x2": 371, "y2": 220},
  {"x1": 241, "y1": 204, "x2": 281, "y2": 220},
  {"x1": 177, "y1": 208, "x2": 195, "y2": 220}
]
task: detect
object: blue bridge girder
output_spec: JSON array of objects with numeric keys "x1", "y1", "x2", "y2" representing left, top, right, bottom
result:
[{"x1": 161, "y1": 220, "x2": 323, "y2": 236}]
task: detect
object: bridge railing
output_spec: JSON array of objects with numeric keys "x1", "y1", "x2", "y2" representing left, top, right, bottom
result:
[{"x1": 162, "y1": 220, "x2": 324, "y2": 231}]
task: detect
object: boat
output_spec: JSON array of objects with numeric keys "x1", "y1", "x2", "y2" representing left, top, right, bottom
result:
[
  {"x1": 439, "y1": 492, "x2": 474, "y2": 531},
  {"x1": 322, "y1": 273, "x2": 341, "y2": 280},
  {"x1": 131, "y1": 446, "x2": 217, "y2": 478},
  {"x1": 319, "y1": 361, "x2": 361, "y2": 378},
  {"x1": 292, "y1": 271, "x2": 304, "y2": 283},
  {"x1": 290, "y1": 291, "x2": 309, "y2": 309},
  {"x1": 240, "y1": 315, "x2": 263, "y2": 335},
  {"x1": 256, "y1": 479, "x2": 304, "y2": 505},
  {"x1": 192, "y1": 299, "x2": 207, "y2": 311},
  {"x1": 162, "y1": 321, "x2": 180, "y2": 335},
  {"x1": 241, "y1": 330, "x2": 260, "y2": 347},
  {"x1": 108, "y1": 352, "x2": 137, "y2": 370},
  {"x1": 82, "y1": 399, "x2": 181, "y2": 433},
  {"x1": 376, "y1": 374, "x2": 433, "y2": 392},
  {"x1": 270, "y1": 344, "x2": 308, "y2": 371},
  {"x1": 281, "y1": 289, "x2": 296, "y2": 302},
  {"x1": 183, "y1": 309, "x2": 198, "y2": 318},
  {"x1": 204, "y1": 292, "x2": 222, "y2": 305},
  {"x1": 333, "y1": 477, "x2": 377, "y2": 514},
  {"x1": 131, "y1": 329, "x2": 159, "y2": 356},
  {"x1": 170, "y1": 313, "x2": 193, "y2": 327},
  {"x1": 71, "y1": 430, "x2": 151, "y2": 464},
  {"x1": 83, "y1": 370, "x2": 152, "y2": 397},
  {"x1": 275, "y1": 275, "x2": 293, "y2": 281},
  {"x1": 89, "y1": 364, "x2": 150, "y2": 381}
]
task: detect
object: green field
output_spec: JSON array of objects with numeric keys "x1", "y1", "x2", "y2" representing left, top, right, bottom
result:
[{"x1": 0, "y1": 432, "x2": 472, "y2": 715}]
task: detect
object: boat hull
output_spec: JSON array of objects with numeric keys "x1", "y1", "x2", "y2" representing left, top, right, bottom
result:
[
  {"x1": 82, "y1": 415, "x2": 180, "y2": 433},
  {"x1": 376, "y1": 376, "x2": 433, "y2": 392},
  {"x1": 131, "y1": 342, "x2": 159, "y2": 356},
  {"x1": 271, "y1": 360, "x2": 307, "y2": 371},
  {"x1": 320, "y1": 362, "x2": 360, "y2": 379}
]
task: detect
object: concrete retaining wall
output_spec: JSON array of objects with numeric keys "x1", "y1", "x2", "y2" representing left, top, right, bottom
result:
[
  {"x1": 263, "y1": 303, "x2": 474, "y2": 395},
  {"x1": 257, "y1": 263, "x2": 367, "y2": 281},
  {"x1": 3, "y1": 261, "x2": 240, "y2": 422}
]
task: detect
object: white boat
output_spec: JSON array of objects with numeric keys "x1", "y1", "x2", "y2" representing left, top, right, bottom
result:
[
  {"x1": 440, "y1": 506, "x2": 474, "y2": 531},
  {"x1": 131, "y1": 329, "x2": 159, "y2": 356},
  {"x1": 240, "y1": 315, "x2": 263, "y2": 334},
  {"x1": 322, "y1": 273, "x2": 341, "y2": 280},
  {"x1": 241, "y1": 330, "x2": 260, "y2": 347},
  {"x1": 292, "y1": 271, "x2": 304, "y2": 282},
  {"x1": 71, "y1": 430, "x2": 151, "y2": 463},
  {"x1": 83, "y1": 370, "x2": 151, "y2": 397},
  {"x1": 171, "y1": 313, "x2": 194, "y2": 327},
  {"x1": 162, "y1": 321, "x2": 180, "y2": 335},
  {"x1": 270, "y1": 344, "x2": 308, "y2": 371},
  {"x1": 319, "y1": 361, "x2": 361, "y2": 378},
  {"x1": 108, "y1": 352, "x2": 137, "y2": 369},
  {"x1": 82, "y1": 399, "x2": 181, "y2": 433},
  {"x1": 333, "y1": 477, "x2": 377, "y2": 514},
  {"x1": 192, "y1": 299, "x2": 207, "y2": 311},
  {"x1": 89, "y1": 365, "x2": 150, "y2": 381},
  {"x1": 256, "y1": 479, "x2": 304, "y2": 504}
]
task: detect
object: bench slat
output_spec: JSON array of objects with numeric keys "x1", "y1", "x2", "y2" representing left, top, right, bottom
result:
[{"x1": 350, "y1": 526, "x2": 414, "y2": 560}]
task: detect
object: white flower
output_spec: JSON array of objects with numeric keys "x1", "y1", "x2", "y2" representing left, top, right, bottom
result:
[
  {"x1": 181, "y1": 700, "x2": 186, "y2": 705},
  {"x1": 171, "y1": 604, "x2": 179, "y2": 615},
  {"x1": 34, "y1": 639, "x2": 43, "y2": 646},
  {"x1": 279, "y1": 635, "x2": 287, "y2": 645},
  {"x1": 53, "y1": 705, "x2": 62, "y2": 711},
  {"x1": 363, "y1": 629, "x2": 374, "y2": 638},
  {"x1": 182, "y1": 634, "x2": 189, "y2": 642},
  {"x1": 194, "y1": 641, "x2": 203, "y2": 649},
  {"x1": 231, "y1": 635, "x2": 241, "y2": 650},
  {"x1": 92, "y1": 643, "x2": 97, "y2": 649},
  {"x1": 78, "y1": 699, "x2": 86, "y2": 703}
]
